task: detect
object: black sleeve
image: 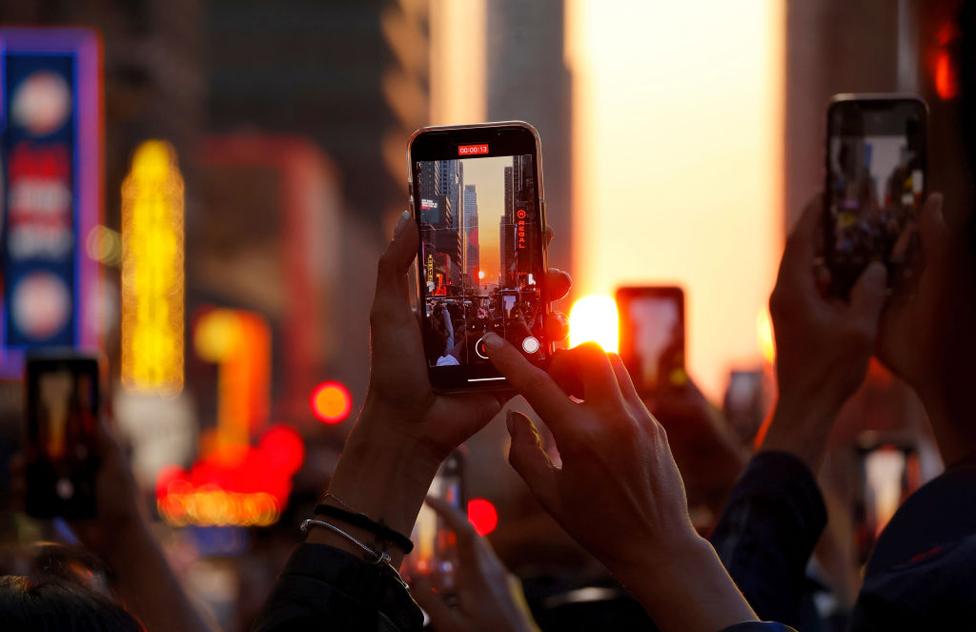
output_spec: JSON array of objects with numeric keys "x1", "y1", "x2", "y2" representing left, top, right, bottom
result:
[
  {"x1": 252, "y1": 543, "x2": 423, "y2": 632},
  {"x1": 709, "y1": 451, "x2": 827, "y2": 626}
]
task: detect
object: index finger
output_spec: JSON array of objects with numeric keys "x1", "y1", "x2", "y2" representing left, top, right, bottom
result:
[
  {"x1": 777, "y1": 195, "x2": 822, "y2": 296},
  {"x1": 483, "y1": 333, "x2": 577, "y2": 435}
]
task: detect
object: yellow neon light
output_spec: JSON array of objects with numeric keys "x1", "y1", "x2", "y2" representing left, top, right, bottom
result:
[
  {"x1": 194, "y1": 309, "x2": 271, "y2": 463},
  {"x1": 121, "y1": 141, "x2": 185, "y2": 394}
]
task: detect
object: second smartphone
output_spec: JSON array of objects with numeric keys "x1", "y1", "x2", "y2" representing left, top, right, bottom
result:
[
  {"x1": 615, "y1": 286, "x2": 687, "y2": 397},
  {"x1": 408, "y1": 122, "x2": 550, "y2": 391}
]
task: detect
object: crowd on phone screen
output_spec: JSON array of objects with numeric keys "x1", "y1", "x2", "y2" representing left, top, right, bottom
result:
[{"x1": 6, "y1": 6, "x2": 976, "y2": 632}]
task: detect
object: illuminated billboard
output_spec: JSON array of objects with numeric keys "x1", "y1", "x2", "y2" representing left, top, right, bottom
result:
[{"x1": 0, "y1": 28, "x2": 101, "y2": 374}]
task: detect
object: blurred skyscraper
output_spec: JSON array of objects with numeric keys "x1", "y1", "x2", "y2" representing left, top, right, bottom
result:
[
  {"x1": 206, "y1": 0, "x2": 428, "y2": 223},
  {"x1": 485, "y1": 0, "x2": 572, "y2": 275}
]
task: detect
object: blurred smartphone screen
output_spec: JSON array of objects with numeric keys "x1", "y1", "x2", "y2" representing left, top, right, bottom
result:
[
  {"x1": 615, "y1": 287, "x2": 686, "y2": 396},
  {"x1": 825, "y1": 96, "x2": 927, "y2": 295},
  {"x1": 25, "y1": 353, "x2": 100, "y2": 519},
  {"x1": 404, "y1": 452, "x2": 463, "y2": 588}
]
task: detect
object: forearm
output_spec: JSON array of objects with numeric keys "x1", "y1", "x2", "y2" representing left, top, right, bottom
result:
[
  {"x1": 307, "y1": 403, "x2": 441, "y2": 568},
  {"x1": 618, "y1": 535, "x2": 757, "y2": 632},
  {"x1": 106, "y1": 521, "x2": 216, "y2": 632}
]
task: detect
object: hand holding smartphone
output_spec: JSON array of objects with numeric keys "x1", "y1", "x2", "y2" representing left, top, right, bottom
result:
[
  {"x1": 824, "y1": 95, "x2": 928, "y2": 296},
  {"x1": 24, "y1": 351, "x2": 101, "y2": 519},
  {"x1": 409, "y1": 122, "x2": 551, "y2": 391}
]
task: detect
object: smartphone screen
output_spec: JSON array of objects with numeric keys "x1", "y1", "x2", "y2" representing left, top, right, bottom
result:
[
  {"x1": 410, "y1": 123, "x2": 549, "y2": 390},
  {"x1": 615, "y1": 287, "x2": 686, "y2": 396},
  {"x1": 825, "y1": 96, "x2": 927, "y2": 296},
  {"x1": 25, "y1": 353, "x2": 100, "y2": 519},
  {"x1": 404, "y1": 452, "x2": 464, "y2": 587}
]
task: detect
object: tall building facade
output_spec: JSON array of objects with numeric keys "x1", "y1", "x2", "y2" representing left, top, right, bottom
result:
[
  {"x1": 500, "y1": 165, "x2": 516, "y2": 287},
  {"x1": 463, "y1": 184, "x2": 480, "y2": 286},
  {"x1": 418, "y1": 160, "x2": 463, "y2": 290},
  {"x1": 511, "y1": 155, "x2": 539, "y2": 279}
]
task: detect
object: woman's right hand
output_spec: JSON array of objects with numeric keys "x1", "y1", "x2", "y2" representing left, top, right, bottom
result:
[{"x1": 483, "y1": 335, "x2": 756, "y2": 632}]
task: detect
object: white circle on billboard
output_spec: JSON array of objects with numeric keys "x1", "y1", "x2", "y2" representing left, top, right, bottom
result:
[
  {"x1": 13, "y1": 272, "x2": 71, "y2": 340},
  {"x1": 12, "y1": 71, "x2": 71, "y2": 136}
]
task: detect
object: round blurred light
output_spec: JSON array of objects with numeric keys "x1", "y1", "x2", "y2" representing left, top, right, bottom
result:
[
  {"x1": 478, "y1": 270, "x2": 486, "y2": 280},
  {"x1": 12, "y1": 71, "x2": 71, "y2": 136},
  {"x1": 259, "y1": 424, "x2": 305, "y2": 475},
  {"x1": 310, "y1": 381, "x2": 352, "y2": 424},
  {"x1": 467, "y1": 498, "x2": 498, "y2": 536},
  {"x1": 194, "y1": 310, "x2": 242, "y2": 361},
  {"x1": 568, "y1": 294, "x2": 619, "y2": 352},
  {"x1": 521, "y1": 336, "x2": 540, "y2": 354},
  {"x1": 12, "y1": 272, "x2": 71, "y2": 340}
]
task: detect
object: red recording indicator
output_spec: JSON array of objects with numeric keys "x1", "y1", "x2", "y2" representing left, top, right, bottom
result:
[{"x1": 458, "y1": 143, "x2": 489, "y2": 156}]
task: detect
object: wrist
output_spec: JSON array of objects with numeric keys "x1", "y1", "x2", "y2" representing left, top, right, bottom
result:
[
  {"x1": 319, "y1": 406, "x2": 442, "y2": 563},
  {"x1": 618, "y1": 534, "x2": 756, "y2": 631},
  {"x1": 759, "y1": 395, "x2": 839, "y2": 471}
]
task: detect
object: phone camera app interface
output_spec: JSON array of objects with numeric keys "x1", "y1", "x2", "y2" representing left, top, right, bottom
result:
[{"x1": 417, "y1": 154, "x2": 545, "y2": 369}]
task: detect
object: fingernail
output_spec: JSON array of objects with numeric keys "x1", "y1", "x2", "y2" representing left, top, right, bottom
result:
[
  {"x1": 394, "y1": 210, "x2": 411, "y2": 236},
  {"x1": 483, "y1": 332, "x2": 504, "y2": 350}
]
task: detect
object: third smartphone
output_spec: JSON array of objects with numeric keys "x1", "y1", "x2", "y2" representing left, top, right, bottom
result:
[
  {"x1": 25, "y1": 351, "x2": 101, "y2": 519},
  {"x1": 408, "y1": 122, "x2": 550, "y2": 391},
  {"x1": 615, "y1": 286, "x2": 687, "y2": 397},
  {"x1": 824, "y1": 94, "x2": 927, "y2": 296}
]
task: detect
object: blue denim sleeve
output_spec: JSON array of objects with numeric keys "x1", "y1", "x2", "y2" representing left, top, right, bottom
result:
[{"x1": 710, "y1": 451, "x2": 827, "y2": 627}]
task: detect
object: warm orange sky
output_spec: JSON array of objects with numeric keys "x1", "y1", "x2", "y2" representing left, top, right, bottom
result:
[{"x1": 462, "y1": 155, "x2": 512, "y2": 286}]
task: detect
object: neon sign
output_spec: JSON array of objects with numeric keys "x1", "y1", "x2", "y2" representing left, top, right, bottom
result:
[
  {"x1": 121, "y1": 141, "x2": 185, "y2": 394},
  {"x1": 0, "y1": 28, "x2": 101, "y2": 373}
]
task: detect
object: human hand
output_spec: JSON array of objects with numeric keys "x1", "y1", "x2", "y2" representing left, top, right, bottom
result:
[
  {"x1": 411, "y1": 497, "x2": 537, "y2": 632},
  {"x1": 876, "y1": 194, "x2": 946, "y2": 387},
  {"x1": 11, "y1": 417, "x2": 147, "y2": 560},
  {"x1": 320, "y1": 212, "x2": 570, "y2": 560},
  {"x1": 761, "y1": 195, "x2": 888, "y2": 470},
  {"x1": 358, "y1": 211, "x2": 572, "y2": 466},
  {"x1": 485, "y1": 338, "x2": 756, "y2": 631}
]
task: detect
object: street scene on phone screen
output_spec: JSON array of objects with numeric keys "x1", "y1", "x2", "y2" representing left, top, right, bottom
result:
[{"x1": 417, "y1": 154, "x2": 545, "y2": 368}]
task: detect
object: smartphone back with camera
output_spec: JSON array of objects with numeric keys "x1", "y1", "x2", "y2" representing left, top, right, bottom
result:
[
  {"x1": 824, "y1": 95, "x2": 927, "y2": 296},
  {"x1": 25, "y1": 352, "x2": 100, "y2": 519},
  {"x1": 615, "y1": 286, "x2": 686, "y2": 397},
  {"x1": 408, "y1": 122, "x2": 550, "y2": 391}
]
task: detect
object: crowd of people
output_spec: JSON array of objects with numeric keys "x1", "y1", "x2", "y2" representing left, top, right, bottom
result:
[{"x1": 5, "y1": 6, "x2": 976, "y2": 632}]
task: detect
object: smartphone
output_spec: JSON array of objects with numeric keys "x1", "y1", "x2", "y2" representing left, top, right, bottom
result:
[
  {"x1": 824, "y1": 95, "x2": 928, "y2": 296},
  {"x1": 408, "y1": 122, "x2": 550, "y2": 390},
  {"x1": 615, "y1": 286, "x2": 686, "y2": 396},
  {"x1": 404, "y1": 451, "x2": 464, "y2": 589},
  {"x1": 723, "y1": 369, "x2": 766, "y2": 442},
  {"x1": 853, "y1": 437, "x2": 921, "y2": 564},
  {"x1": 24, "y1": 352, "x2": 101, "y2": 519}
]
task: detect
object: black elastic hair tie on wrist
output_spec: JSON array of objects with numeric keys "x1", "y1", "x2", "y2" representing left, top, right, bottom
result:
[{"x1": 314, "y1": 503, "x2": 414, "y2": 554}]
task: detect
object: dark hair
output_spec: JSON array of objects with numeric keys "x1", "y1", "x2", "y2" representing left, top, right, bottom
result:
[{"x1": 0, "y1": 575, "x2": 143, "y2": 632}]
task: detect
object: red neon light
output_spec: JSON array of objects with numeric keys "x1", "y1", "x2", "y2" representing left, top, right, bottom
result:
[
  {"x1": 310, "y1": 381, "x2": 353, "y2": 424},
  {"x1": 458, "y1": 143, "x2": 489, "y2": 156},
  {"x1": 467, "y1": 497, "x2": 498, "y2": 536}
]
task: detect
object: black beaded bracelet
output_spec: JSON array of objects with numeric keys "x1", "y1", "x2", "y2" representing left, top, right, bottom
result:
[{"x1": 314, "y1": 503, "x2": 414, "y2": 554}]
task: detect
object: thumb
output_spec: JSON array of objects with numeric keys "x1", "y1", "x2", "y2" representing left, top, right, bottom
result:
[
  {"x1": 506, "y1": 410, "x2": 559, "y2": 511},
  {"x1": 849, "y1": 261, "x2": 888, "y2": 329}
]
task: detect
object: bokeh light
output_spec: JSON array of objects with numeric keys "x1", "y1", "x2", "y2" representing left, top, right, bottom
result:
[
  {"x1": 467, "y1": 497, "x2": 498, "y2": 536},
  {"x1": 310, "y1": 381, "x2": 353, "y2": 424}
]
